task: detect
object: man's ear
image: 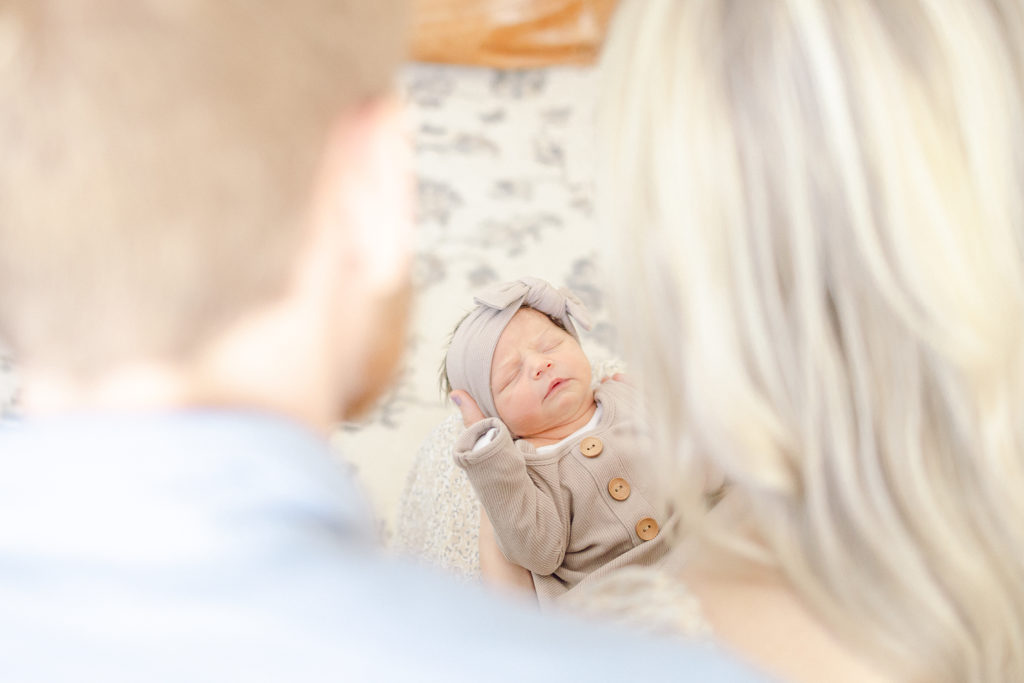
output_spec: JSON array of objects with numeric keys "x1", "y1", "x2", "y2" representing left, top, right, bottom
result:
[
  {"x1": 312, "y1": 94, "x2": 415, "y2": 294},
  {"x1": 301, "y1": 94, "x2": 415, "y2": 423}
]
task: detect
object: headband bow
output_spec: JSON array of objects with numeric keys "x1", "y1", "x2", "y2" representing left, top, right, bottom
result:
[{"x1": 446, "y1": 277, "x2": 592, "y2": 418}]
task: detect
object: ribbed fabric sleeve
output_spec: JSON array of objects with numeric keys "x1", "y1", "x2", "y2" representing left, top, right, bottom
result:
[{"x1": 454, "y1": 418, "x2": 569, "y2": 574}]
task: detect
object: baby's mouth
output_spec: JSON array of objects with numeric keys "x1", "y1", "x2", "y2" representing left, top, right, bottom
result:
[{"x1": 545, "y1": 378, "x2": 566, "y2": 399}]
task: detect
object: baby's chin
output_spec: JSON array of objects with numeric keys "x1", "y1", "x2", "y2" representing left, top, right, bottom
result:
[{"x1": 512, "y1": 395, "x2": 599, "y2": 442}]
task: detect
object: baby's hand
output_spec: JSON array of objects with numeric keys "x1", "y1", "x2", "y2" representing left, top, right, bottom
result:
[
  {"x1": 449, "y1": 390, "x2": 486, "y2": 428},
  {"x1": 600, "y1": 373, "x2": 628, "y2": 384}
]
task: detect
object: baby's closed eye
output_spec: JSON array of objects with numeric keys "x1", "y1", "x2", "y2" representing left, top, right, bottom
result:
[
  {"x1": 498, "y1": 367, "x2": 520, "y2": 391},
  {"x1": 541, "y1": 336, "x2": 563, "y2": 352}
]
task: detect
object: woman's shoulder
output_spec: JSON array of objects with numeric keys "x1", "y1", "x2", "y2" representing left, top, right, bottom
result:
[{"x1": 679, "y1": 541, "x2": 894, "y2": 683}]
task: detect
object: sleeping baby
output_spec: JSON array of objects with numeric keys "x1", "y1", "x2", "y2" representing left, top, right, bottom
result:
[{"x1": 442, "y1": 276, "x2": 672, "y2": 606}]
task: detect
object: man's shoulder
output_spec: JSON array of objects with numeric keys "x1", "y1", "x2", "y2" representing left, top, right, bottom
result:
[
  {"x1": 256, "y1": 549, "x2": 766, "y2": 682},
  {"x1": 0, "y1": 412, "x2": 765, "y2": 681},
  {"x1": 1, "y1": 540, "x2": 765, "y2": 682}
]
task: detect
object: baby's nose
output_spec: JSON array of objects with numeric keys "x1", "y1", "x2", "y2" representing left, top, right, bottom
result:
[{"x1": 534, "y1": 360, "x2": 553, "y2": 378}]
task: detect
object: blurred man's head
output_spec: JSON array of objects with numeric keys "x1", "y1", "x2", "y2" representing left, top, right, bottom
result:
[
  {"x1": 0, "y1": 1, "x2": 412, "y2": 423},
  {"x1": 0, "y1": 1, "x2": 408, "y2": 372}
]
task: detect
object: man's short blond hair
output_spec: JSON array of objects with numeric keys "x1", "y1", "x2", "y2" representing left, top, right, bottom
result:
[{"x1": 0, "y1": 0, "x2": 408, "y2": 375}]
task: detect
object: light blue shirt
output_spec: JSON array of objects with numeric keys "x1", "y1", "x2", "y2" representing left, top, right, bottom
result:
[{"x1": 0, "y1": 411, "x2": 766, "y2": 681}]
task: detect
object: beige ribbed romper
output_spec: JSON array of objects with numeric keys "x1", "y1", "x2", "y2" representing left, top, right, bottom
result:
[{"x1": 453, "y1": 379, "x2": 672, "y2": 605}]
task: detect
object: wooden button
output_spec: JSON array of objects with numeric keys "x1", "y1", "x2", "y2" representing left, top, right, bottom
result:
[
  {"x1": 580, "y1": 436, "x2": 603, "y2": 457},
  {"x1": 635, "y1": 517, "x2": 659, "y2": 541},
  {"x1": 608, "y1": 477, "x2": 631, "y2": 501}
]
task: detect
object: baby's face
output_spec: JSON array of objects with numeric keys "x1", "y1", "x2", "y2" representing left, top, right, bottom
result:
[{"x1": 489, "y1": 308, "x2": 594, "y2": 439}]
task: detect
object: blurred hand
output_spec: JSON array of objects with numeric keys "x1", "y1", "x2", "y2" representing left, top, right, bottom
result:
[
  {"x1": 449, "y1": 389, "x2": 486, "y2": 427},
  {"x1": 600, "y1": 373, "x2": 627, "y2": 384}
]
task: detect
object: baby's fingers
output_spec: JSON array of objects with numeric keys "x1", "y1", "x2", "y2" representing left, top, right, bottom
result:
[{"x1": 449, "y1": 390, "x2": 485, "y2": 427}]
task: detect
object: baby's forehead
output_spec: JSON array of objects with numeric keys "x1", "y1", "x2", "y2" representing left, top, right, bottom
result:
[
  {"x1": 498, "y1": 308, "x2": 562, "y2": 343},
  {"x1": 491, "y1": 309, "x2": 568, "y2": 369}
]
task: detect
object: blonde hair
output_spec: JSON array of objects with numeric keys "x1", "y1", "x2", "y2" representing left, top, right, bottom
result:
[
  {"x1": 0, "y1": 0, "x2": 407, "y2": 375},
  {"x1": 599, "y1": 0, "x2": 1024, "y2": 679}
]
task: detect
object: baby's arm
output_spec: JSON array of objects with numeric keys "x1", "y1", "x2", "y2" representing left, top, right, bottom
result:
[{"x1": 449, "y1": 390, "x2": 570, "y2": 575}]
